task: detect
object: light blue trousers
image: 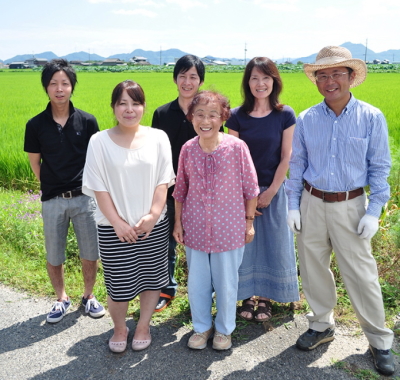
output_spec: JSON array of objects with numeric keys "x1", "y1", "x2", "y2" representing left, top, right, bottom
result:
[{"x1": 186, "y1": 247, "x2": 244, "y2": 335}]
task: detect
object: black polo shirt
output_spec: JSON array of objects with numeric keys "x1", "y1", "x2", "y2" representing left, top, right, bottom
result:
[
  {"x1": 24, "y1": 101, "x2": 99, "y2": 201},
  {"x1": 152, "y1": 98, "x2": 197, "y2": 199}
]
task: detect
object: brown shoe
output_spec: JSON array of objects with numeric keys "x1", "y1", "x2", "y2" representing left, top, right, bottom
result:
[
  {"x1": 187, "y1": 327, "x2": 213, "y2": 350},
  {"x1": 212, "y1": 331, "x2": 232, "y2": 350}
]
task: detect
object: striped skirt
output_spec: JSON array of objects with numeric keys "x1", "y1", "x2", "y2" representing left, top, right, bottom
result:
[{"x1": 98, "y1": 217, "x2": 169, "y2": 302}]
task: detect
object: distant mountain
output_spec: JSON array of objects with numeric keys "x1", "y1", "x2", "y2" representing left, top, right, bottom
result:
[
  {"x1": 3, "y1": 43, "x2": 400, "y2": 65},
  {"x1": 109, "y1": 48, "x2": 191, "y2": 65},
  {"x1": 290, "y1": 42, "x2": 400, "y2": 64},
  {"x1": 61, "y1": 51, "x2": 105, "y2": 62},
  {"x1": 4, "y1": 51, "x2": 58, "y2": 64}
]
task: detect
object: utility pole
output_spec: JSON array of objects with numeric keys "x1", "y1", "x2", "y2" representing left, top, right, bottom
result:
[
  {"x1": 364, "y1": 39, "x2": 368, "y2": 62},
  {"x1": 244, "y1": 43, "x2": 247, "y2": 65},
  {"x1": 89, "y1": 48, "x2": 91, "y2": 63},
  {"x1": 160, "y1": 46, "x2": 162, "y2": 66}
]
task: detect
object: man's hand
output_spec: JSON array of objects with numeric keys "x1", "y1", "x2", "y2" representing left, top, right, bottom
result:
[
  {"x1": 287, "y1": 210, "x2": 301, "y2": 234},
  {"x1": 357, "y1": 214, "x2": 379, "y2": 240}
]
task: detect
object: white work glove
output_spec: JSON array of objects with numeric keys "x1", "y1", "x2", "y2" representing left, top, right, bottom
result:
[
  {"x1": 287, "y1": 210, "x2": 301, "y2": 234},
  {"x1": 357, "y1": 214, "x2": 379, "y2": 240}
]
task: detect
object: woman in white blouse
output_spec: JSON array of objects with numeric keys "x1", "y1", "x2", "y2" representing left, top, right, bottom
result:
[{"x1": 83, "y1": 80, "x2": 174, "y2": 353}]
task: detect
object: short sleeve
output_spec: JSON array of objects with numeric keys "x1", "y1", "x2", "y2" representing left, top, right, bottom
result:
[
  {"x1": 239, "y1": 141, "x2": 259, "y2": 200},
  {"x1": 24, "y1": 120, "x2": 41, "y2": 153},
  {"x1": 225, "y1": 107, "x2": 242, "y2": 132},
  {"x1": 82, "y1": 134, "x2": 108, "y2": 198},
  {"x1": 155, "y1": 130, "x2": 175, "y2": 188},
  {"x1": 172, "y1": 144, "x2": 189, "y2": 202},
  {"x1": 283, "y1": 106, "x2": 296, "y2": 130}
]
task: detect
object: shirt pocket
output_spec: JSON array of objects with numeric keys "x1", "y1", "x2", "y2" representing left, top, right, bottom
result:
[{"x1": 340, "y1": 136, "x2": 368, "y2": 172}]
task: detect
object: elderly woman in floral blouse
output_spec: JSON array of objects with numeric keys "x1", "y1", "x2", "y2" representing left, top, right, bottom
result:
[{"x1": 173, "y1": 90, "x2": 259, "y2": 351}]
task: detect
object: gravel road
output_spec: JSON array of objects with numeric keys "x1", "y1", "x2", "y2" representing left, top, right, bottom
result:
[{"x1": 0, "y1": 284, "x2": 398, "y2": 380}]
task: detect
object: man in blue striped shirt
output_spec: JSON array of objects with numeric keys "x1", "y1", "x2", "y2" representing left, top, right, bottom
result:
[{"x1": 286, "y1": 46, "x2": 394, "y2": 376}]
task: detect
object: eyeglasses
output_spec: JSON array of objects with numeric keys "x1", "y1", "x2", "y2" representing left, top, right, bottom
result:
[
  {"x1": 315, "y1": 72, "x2": 350, "y2": 82},
  {"x1": 192, "y1": 112, "x2": 221, "y2": 121}
]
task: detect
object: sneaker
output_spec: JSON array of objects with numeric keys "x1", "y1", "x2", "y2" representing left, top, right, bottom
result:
[
  {"x1": 187, "y1": 327, "x2": 214, "y2": 350},
  {"x1": 369, "y1": 345, "x2": 395, "y2": 376},
  {"x1": 212, "y1": 331, "x2": 232, "y2": 350},
  {"x1": 47, "y1": 298, "x2": 71, "y2": 323},
  {"x1": 296, "y1": 328, "x2": 335, "y2": 350},
  {"x1": 82, "y1": 295, "x2": 106, "y2": 318}
]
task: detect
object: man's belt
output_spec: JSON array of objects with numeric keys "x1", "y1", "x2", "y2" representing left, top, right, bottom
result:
[
  {"x1": 304, "y1": 182, "x2": 363, "y2": 203},
  {"x1": 57, "y1": 188, "x2": 83, "y2": 199}
]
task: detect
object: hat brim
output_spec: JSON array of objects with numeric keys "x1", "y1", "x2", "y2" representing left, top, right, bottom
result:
[{"x1": 303, "y1": 58, "x2": 367, "y2": 88}]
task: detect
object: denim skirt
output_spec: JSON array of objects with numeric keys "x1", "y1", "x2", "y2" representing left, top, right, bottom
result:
[{"x1": 237, "y1": 182, "x2": 300, "y2": 303}]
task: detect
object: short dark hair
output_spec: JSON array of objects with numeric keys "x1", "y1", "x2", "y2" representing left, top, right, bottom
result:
[
  {"x1": 186, "y1": 90, "x2": 231, "y2": 122},
  {"x1": 240, "y1": 57, "x2": 283, "y2": 114},
  {"x1": 173, "y1": 55, "x2": 205, "y2": 83},
  {"x1": 41, "y1": 59, "x2": 77, "y2": 94},
  {"x1": 111, "y1": 80, "x2": 145, "y2": 109}
]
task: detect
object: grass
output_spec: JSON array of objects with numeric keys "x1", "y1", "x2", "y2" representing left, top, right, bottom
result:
[
  {"x1": 0, "y1": 70, "x2": 399, "y2": 337},
  {"x1": 332, "y1": 359, "x2": 382, "y2": 380}
]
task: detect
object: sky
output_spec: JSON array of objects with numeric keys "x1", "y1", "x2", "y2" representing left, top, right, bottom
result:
[{"x1": 1, "y1": 0, "x2": 400, "y2": 62}]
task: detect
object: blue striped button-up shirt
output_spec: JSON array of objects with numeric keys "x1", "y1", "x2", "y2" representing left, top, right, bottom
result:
[{"x1": 286, "y1": 95, "x2": 391, "y2": 218}]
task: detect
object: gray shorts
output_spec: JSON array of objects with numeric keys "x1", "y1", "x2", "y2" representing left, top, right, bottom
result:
[{"x1": 42, "y1": 194, "x2": 99, "y2": 266}]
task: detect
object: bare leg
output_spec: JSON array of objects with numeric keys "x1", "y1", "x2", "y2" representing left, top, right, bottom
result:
[
  {"x1": 107, "y1": 296, "x2": 129, "y2": 342},
  {"x1": 134, "y1": 290, "x2": 160, "y2": 340},
  {"x1": 81, "y1": 259, "x2": 98, "y2": 298},
  {"x1": 47, "y1": 262, "x2": 68, "y2": 300}
]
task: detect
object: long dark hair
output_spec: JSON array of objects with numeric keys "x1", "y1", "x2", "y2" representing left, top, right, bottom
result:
[{"x1": 240, "y1": 57, "x2": 284, "y2": 114}]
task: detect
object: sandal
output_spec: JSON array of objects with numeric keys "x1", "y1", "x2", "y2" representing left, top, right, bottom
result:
[
  {"x1": 154, "y1": 293, "x2": 175, "y2": 313},
  {"x1": 237, "y1": 298, "x2": 256, "y2": 321},
  {"x1": 254, "y1": 299, "x2": 272, "y2": 322}
]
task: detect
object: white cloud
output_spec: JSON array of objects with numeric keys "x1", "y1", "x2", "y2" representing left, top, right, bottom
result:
[
  {"x1": 249, "y1": 0, "x2": 299, "y2": 11},
  {"x1": 88, "y1": 0, "x2": 156, "y2": 4},
  {"x1": 113, "y1": 8, "x2": 157, "y2": 17},
  {"x1": 166, "y1": 0, "x2": 207, "y2": 10}
]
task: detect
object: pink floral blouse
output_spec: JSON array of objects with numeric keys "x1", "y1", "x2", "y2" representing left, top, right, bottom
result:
[{"x1": 173, "y1": 133, "x2": 259, "y2": 253}]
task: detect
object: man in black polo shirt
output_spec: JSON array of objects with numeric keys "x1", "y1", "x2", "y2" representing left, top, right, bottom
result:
[
  {"x1": 151, "y1": 55, "x2": 205, "y2": 312},
  {"x1": 24, "y1": 59, "x2": 105, "y2": 323}
]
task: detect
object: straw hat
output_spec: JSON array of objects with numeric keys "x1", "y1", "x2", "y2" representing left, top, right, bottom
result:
[{"x1": 303, "y1": 46, "x2": 367, "y2": 88}]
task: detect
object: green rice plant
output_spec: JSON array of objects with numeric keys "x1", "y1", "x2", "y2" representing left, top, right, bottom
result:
[{"x1": 1, "y1": 71, "x2": 399, "y2": 188}]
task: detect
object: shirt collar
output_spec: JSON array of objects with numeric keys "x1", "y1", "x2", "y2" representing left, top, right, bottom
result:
[
  {"x1": 321, "y1": 93, "x2": 357, "y2": 116},
  {"x1": 171, "y1": 98, "x2": 181, "y2": 110},
  {"x1": 45, "y1": 101, "x2": 75, "y2": 118}
]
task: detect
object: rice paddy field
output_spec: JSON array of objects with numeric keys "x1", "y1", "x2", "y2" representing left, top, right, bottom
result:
[{"x1": 0, "y1": 70, "x2": 399, "y2": 189}]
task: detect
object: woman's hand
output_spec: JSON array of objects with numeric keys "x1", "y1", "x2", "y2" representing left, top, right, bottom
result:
[
  {"x1": 257, "y1": 188, "x2": 276, "y2": 209},
  {"x1": 134, "y1": 214, "x2": 158, "y2": 240},
  {"x1": 245, "y1": 222, "x2": 255, "y2": 244},
  {"x1": 113, "y1": 219, "x2": 138, "y2": 244},
  {"x1": 173, "y1": 221, "x2": 185, "y2": 245}
]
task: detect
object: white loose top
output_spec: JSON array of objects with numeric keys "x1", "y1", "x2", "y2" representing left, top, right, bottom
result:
[{"x1": 82, "y1": 127, "x2": 175, "y2": 226}]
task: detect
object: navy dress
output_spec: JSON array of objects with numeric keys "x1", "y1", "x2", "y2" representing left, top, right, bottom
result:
[{"x1": 226, "y1": 106, "x2": 300, "y2": 303}]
